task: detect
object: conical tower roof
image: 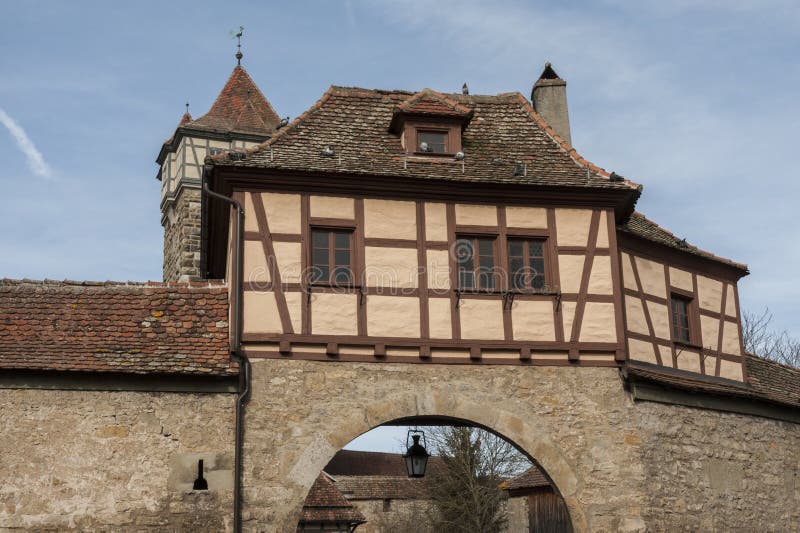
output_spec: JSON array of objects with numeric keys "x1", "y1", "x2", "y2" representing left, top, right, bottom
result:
[{"x1": 186, "y1": 66, "x2": 280, "y2": 136}]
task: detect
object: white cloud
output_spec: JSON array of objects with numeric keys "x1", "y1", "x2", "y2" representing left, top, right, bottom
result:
[{"x1": 0, "y1": 107, "x2": 53, "y2": 179}]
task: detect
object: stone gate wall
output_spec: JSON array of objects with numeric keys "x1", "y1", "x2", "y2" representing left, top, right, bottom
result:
[
  {"x1": 0, "y1": 388, "x2": 235, "y2": 531},
  {"x1": 242, "y1": 359, "x2": 799, "y2": 533}
]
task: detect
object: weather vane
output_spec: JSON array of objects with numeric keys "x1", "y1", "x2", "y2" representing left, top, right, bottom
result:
[{"x1": 232, "y1": 26, "x2": 244, "y2": 66}]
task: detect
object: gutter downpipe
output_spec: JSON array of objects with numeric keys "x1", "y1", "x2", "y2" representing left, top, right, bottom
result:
[{"x1": 202, "y1": 166, "x2": 249, "y2": 533}]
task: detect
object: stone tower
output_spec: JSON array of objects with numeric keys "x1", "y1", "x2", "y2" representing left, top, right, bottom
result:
[
  {"x1": 156, "y1": 63, "x2": 280, "y2": 281},
  {"x1": 531, "y1": 62, "x2": 571, "y2": 146}
]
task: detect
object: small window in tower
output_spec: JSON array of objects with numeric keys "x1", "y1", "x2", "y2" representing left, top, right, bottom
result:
[
  {"x1": 456, "y1": 236, "x2": 496, "y2": 290},
  {"x1": 418, "y1": 130, "x2": 448, "y2": 153},
  {"x1": 508, "y1": 238, "x2": 547, "y2": 291}
]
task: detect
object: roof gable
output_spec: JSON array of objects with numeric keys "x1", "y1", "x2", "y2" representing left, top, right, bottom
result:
[{"x1": 396, "y1": 88, "x2": 473, "y2": 118}]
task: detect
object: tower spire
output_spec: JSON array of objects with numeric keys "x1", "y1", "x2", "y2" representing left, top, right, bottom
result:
[{"x1": 234, "y1": 26, "x2": 244, "y2": 66}]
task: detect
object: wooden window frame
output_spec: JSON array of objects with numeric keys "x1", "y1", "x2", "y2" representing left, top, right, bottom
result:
[
  {"x1": 309, "y1": 226, "x2": 356, "y2": 287},
  {"x1": 669, "y1": 290, "x2": 699, "y2": 346},
  {"x1": 404, "y1": 119, "x2": 462, "y2": 156},
  {"x1": 456, "y1": 234, "x2": 498, "y2": 291},
  {"x1": 416, "y1": 128, "x2": 449, "y2": 155},
  {"x1": 507, "y1": 237, "x2": 549, "y2": 292}
]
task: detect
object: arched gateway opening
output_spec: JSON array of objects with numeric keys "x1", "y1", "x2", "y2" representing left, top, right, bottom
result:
[
  {"x1": 295, "y1": 416, "x2": 575, "y2": 532},
  {"x1": 243, "y1": 359, "x2": 625, "y2": 532}
]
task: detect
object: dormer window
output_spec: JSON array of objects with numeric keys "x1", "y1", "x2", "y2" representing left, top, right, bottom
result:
[
  {"x1": 418, "y1": 130, "x2": 448, "y2": 154},
  {"x1": 389, "y1": 88, "x2": 474, "y2": 157}
]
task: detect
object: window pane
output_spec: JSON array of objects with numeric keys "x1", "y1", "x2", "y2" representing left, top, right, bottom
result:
[
  {"x1": 333, "y1": 267, "x2": 352, "y2": 284},
  {"x1": 478, "y1": 270, "x2": 495, "y2": 290},
  {"x1": 313, "y1": 248, "x2": 328, "y2": 267},
  {"x1": 529, "y1": 241, "x2": 544, "y2": 258},
  {"x1": 312, "y1": 231, "x2": 329, "y2": 248},
  {"x1": 313, "y1": 266, "x2": 329, "y2": 282},
  {"x1": 510, "y1": 256, "x2": 525, "y2": 289},
  {"x1": 508, "y1": 240, "x2": 523, "y2": 257},
  {"x1": 459, "y1": 269, "x2": 474, "y2": 289},
  {"x1": 334, "y1": 249, "x2": 350, "y2": 267},
  {"x1": 478, "y1": 239, "x2": 494, "y2": 257},
  {"x1": 334, "y1": 232, "x2": 350, "y2": 249},
  {"x1": 529, "y1": 258, "x2": 545, "y2": 278},
  {"x1": 456, "y1": 239, "x2": 474, "y2": 265},
  {"x1": 532, "y1": 275, "x2": 545, "y2": 290},
  {"x1": 419, "y1": 132, "x2": 447, "y2": 153}
]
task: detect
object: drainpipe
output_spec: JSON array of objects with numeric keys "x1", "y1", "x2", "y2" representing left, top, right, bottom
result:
[{"x1": 202, "y1": 166, "x2": 249, "y2": 533}]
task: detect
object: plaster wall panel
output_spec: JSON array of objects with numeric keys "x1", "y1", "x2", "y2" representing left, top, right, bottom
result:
[
  {"x1": 587, "y1": 256, "x2": 613, "y2": 295},
  {"x1": 505, "y1": 206, "x2": 547, "y2": 228},
  {"x1": 669, "y1": 267, "x2": 693, "y2": 293},
  {"x1": 424, "y1": 202, "x2": 448, "y2": 242},
  {"x1": 262, "y1": 193, "x2": 301, "y2": 234},
  {"x1": 425, "y1": 249, "x2": 451, "y2": 291},
  {"x1": 364, "y1": 199, "x2": 416, "y2": 240},
  {"x1": 558, "y1": 255, "x2": 585, "y2": 294},
  {"x1": 310, "y1": 195, "x2": 354, "y2": 220},
  {"x1": 244, "y1": 241, "x2": 270, "y2": 283},
  {"x1": 367, "y1": 296, "x2": 420, "y2": 337},
  {"x1": 635, "y1": 257, "x2": 667, "y2": 299},
  {"x1": 628, "y1": 338, "x2": 658, "y2": 365},
  {"x1": 273, "y1": 242, "x2": 302, "y2": 284},
  {"x1": 459, "y1": 299, "x2": 504, "y2": 340},
  {"x1": 646, "y1": 301, "x2": 671, "y2": 340},
  {"x1": 364, "y1": 247, "x2": 419, "y2": 289},
  {"x1": 243, "y1": 291, "x2": 282, "y2": 334},
  {"x1": 579, "y1": 302, "x2": 617, "y2": 342},
  {"x1": 512, "y1": 300, "x2": 556, "y2": 341},
  {"x1": 554, "y1": 208, "x2": 592, "y2": 247},
  {"x1": 311, "y1": 293, "x2": 358, "y2": 336},
  {"x1": 697, "y1": 276, "x2": 724, "y2": 312},
  {"x1": 625, "y1": 296, "x2": 649, "y2": 336},
  {"x1": 455, "y1": 204, "x2": 497, "y2": 226},
  {"x1": 428, "y1": 298, "x2": 452, "y2": 339}
]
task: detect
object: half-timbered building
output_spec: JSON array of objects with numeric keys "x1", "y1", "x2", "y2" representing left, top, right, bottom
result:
[{"x1": 0, "y1": 56, "x2": 797, "y2": 532}]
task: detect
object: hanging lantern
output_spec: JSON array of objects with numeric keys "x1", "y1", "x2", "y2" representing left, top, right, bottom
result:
[{"x1": 403, "y1": 430, "x2": 430, "y2": 478}]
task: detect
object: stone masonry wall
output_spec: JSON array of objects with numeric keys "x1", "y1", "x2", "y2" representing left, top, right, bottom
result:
[
  {"x1": 240, "y1": 359, "x2": 799, "y2": 533},
  {"x1": 162, "y1": 186, "x2": 203, "y2": 282},
  {"x1": 0, "y1": 388, "x2": 235, "y2": 531}
]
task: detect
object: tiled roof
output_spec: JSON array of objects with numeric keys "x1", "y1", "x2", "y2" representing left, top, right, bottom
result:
[
  {"x1": 501, "y1": 465, "x2": 552, "y2": 491},
  {"x1": 334, "y1": 475, "x2": 428, "y2": 501},
  {"x1": 620, "y1": 212, "x2": 748, "y2": 272},
  {"x1": 210, "y1": 86, "x2": 641, "y2": 191},
  {"x1": 624, "y1": 355, "x2": 799, "y2": 410},
  {"x1": 175, "y1": 66, "x2": 280, "y2": 139},
  {"x1": 0, "y1": 279, "x2": 235, "y2": 377},
  {"x1": 324, "y1": 449, "x2": 444, "y2": 477},
  {"x1": 300, "y1": 473, "x2": 366, "y2": 525},
  {"x1": 325, "y1": 449, "x2": 410, "y2": 476},
  {"x1": 744, "y1": 353, "x2": 800, "y2": 408}
]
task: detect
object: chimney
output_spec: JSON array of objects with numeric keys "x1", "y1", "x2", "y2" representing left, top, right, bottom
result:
[{"x1": 531, "y1": 62, "x2": 572, "y2": 146}]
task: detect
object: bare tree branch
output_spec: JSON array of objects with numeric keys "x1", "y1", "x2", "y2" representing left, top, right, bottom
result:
[{"x1": 742, "y1": 307, "x2": 800, "y2": 368}]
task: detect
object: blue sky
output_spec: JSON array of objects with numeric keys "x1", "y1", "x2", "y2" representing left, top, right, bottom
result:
[{"x1": 1, "y1": 1, "x2": 798, "y2": 449}]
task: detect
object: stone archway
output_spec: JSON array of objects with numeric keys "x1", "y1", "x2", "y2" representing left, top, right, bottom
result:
[{"x1": 241, "y1": 359, "x2": 644, "y2": 532}]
